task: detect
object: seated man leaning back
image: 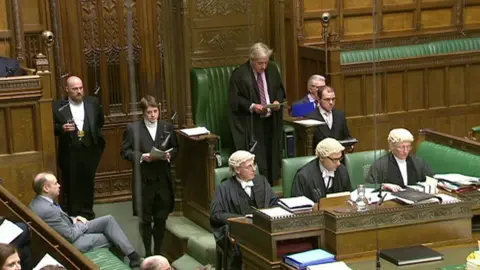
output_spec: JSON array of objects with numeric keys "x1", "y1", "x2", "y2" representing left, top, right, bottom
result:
[
  {"x1": 367, "y1": 128, "x2": 433, "y2": 192},
  {"x1": 29, "y1": 172, "x2": 143, "y2": 268},
  {"x1": 291, "y1": 138, "x2": 352, "y2": 202},
  {"x1": 210, "y1": 150, "x2": 279, "y2": 270}
]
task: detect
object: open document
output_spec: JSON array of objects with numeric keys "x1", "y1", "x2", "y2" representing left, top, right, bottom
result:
[
  {"x1": 150, "y1": 147, "x2": 173, "y2": 159},
  {"x1": 0, "y1": 219, "x2": 23, "y2": 244},
  {"x1": 293, "y1": 119, "x2": 325, "y2": 127},
  {"x1": 33, "y1": 254, "x2": 63, "y2": 270}
]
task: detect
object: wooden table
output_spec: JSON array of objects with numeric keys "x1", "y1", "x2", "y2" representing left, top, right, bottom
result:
[
  {"x1": 229, "y1": 196, "x2": 473, "y2": 269},
  {"x1": 280, "y1": 243, "x2": 477, "y2": 270}
]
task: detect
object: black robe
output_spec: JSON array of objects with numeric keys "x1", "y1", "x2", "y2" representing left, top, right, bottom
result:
[
  {"x1": 305, "y1": 108, "x2": 351, "y2": 151},
  {"x1": 229, "y1": 61, "x2": 286, "y2": 182},
  {"x1": 291, "y1": 158, "x2": 352, "y2": 202},
  {"x1": 366, "y1": 153, "x2": 434, "y2": 188},
  {"x1": 210, "y1": 175, "x2": 278, "y2": 245}
]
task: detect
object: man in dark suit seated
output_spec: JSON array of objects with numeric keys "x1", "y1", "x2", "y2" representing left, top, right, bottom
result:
[
  {"x1": 210, "y1": 150, "x2": 278, "y2": 270},
  {"x1": 29, "y1": 172, "x2": 143, "y2": 268},
  {"x1": 291, "y1": 138, "x2": 352, "y2": 202},
  {"x1": 293, "y1": 74, "x2": 325, "y2": 105},
  {"x1": 367, "y1": 128, "x2": 433, "y2": 192},
  {"x1": 0, "y1": 56, "x2": 26, "y2": 77},
  {"x1": 305, "y1": 86, "x2": 352, "y2": 152}
]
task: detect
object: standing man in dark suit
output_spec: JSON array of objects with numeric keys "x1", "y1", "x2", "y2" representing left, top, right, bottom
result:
[
  {"x1": 29, "y1": 172, "x2": 142, "y2": 268},
  {"x1": 229, "y1": 42, "x2": 286, "y2": 185},
  {"x1": 52, "y1": 76, "x2": 105, "y2": 220},
  {"x1": 305, "y1": 85, "x2": 351, "y2": 151},
  {"x1": 121, "y1": 95, "x2": 177, "y2": 257},
  {"x1": 293, "y1": 74, "x2": 326, "y2": 105}
]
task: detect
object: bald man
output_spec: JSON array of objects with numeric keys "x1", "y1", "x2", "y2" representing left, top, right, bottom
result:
[
  {"x1": 291, "y1": 138, "x2": 352, "y2": 202},
  {"x1": 29, "y1": 172, "x2": 142, "y2": 268},
  {"x1": 367, "y1": 128, "x2": 433, "y2": 192},
  {"x1": 141, "y1": 255, "x2": 170, "y2": 270},
  {"x1": 52, "y1": 76, "x2": 105, "y2": 219}
]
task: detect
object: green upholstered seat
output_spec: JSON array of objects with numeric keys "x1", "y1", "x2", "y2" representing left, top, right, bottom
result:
[
  {"x1": 341, "y1": 37, "x2": 480, "y2": 64},
  {"x1": 281, "y1": 156, "x2": 316, "y2": 198},
  {"x1": 84, "y1": 248, "x2": 130, "y2": 270},
  {"x1": 191, "y1": 62, "x2": 293, "y2": 166},
  {"x1": 344, "y1": 149, "x2": 387, "y2": 188},
  {"x1": 473, "y1": 126, "x2": 480, "y2": 133},
  {"x1": 416, "y1": 141, "x2": 480, "y2": 177}
]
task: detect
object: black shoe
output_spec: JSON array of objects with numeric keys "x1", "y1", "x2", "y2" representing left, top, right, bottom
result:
[{"x1": 129, "y1": 257, "x2": 143, "y2": 268}]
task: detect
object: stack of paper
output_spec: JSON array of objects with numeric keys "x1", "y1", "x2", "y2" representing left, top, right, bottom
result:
[
  {"x1": 278, "y1": 196, "x2": 315, "y2": 213},
  {"x1": 258, "y1": 207, "x2": 295, "y2": 219},
  {"x1": 0, "y1": 220, "x2": 23, "y2": 244},
  {"x1": 180, "y1": 127, "x2": 210, "y2": 136},
  {"x1": 293, "y1": 119, "x2": 325, "y2": 127},
  {"x1": 435, "y1": 173, "x2": 480, "y2": 193},
  {"x1": 284, "y1": 249, "x2": 335, "y2": 269},
  {"x1": 307, "y1": 261, "x2": 352, "y2": 270}
]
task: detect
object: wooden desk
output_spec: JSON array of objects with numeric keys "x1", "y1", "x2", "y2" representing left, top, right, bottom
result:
[
  {"x1": 284, "y1": 116, "x2": 324, "y2": 156},
  {"x1": 281, "y1": 244, "x2": 477, "y2": 270},
  {"x1": 230, "y1": 197, "x2": 473, "y2": 269}
]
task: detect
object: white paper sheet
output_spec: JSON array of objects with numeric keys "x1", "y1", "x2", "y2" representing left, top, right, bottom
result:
[
  {"x1": 0, "y1": 219, "x2": 23, "y2": 244},
  {"x1": 33, "y1": 254, "x2": 63, "y2": 270}
]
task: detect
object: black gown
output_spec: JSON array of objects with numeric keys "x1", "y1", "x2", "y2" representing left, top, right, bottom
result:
[{"x1": 229, "y1": 61, "x2": 286, "y2": 183}]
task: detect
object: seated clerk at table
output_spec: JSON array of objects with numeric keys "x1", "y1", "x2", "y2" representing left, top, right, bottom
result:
[
  {"x1": 291, "y1": 138, "x2": 352, "y2": 202},
  {"x1": 210, "y1": 150, "x2": 278, "y2": 270},
  {"x1": 305, "y1": 86, "x2": 352, "y2": 152},
  {"x1": 366, "y1": 128, "x2": 434, "y2": 192},
  {"x1": 292, "y1": 74, "x2": 325, "y2": 106}
]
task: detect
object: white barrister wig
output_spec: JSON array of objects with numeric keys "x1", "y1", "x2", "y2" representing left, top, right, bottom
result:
[
  {"x1": 388, "y1": 128, "x2": 414, "y2": 144},
  {"x1": 228, "y1": 150, "x2": 255, "y2": 172},
  {"x1": 315, "y1": 138, "x2": 345, "y2": 158}
]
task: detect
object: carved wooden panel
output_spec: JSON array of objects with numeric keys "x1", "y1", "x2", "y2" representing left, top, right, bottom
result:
[
  {"x1": 10, "y1": 106, "x2": 36, "y2": 152},
  {"x1": 296, "y1": 0, "x2": 480, "y2": 44}
]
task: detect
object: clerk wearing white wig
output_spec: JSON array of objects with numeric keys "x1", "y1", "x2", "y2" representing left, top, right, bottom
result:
[
  {"x1": 210, "y1": 150, "x2": 278, "y2": 270},
  {"x1": 291, "y1": 138, "x2": 352, "y2": 202},
  {"x1": 367, "y1": 128, "x2": 433, "y2": 192}
]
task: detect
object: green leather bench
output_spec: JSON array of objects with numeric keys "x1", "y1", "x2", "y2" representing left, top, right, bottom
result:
[
  {"x1": 84, "y1": 248, "x2": 131, "y2": 270},
  {"x1": 341, "y1": 37, "x2": 480, "y2": 64},
  {"x1": 281, "y1": 156, "x2": 317, "y2": 198},
  {"x1": 416, "y1": 141, "x2": 480, "y2": 177},
  {"x1": 472, "y1": 126, "x2": 480, "y2": 140},
  {"x1": 191, "y1": 62, "x2": 294, "y2": 167},
  {"x1": 344, "y1": 149, "x2": 387, "y2": 188}
]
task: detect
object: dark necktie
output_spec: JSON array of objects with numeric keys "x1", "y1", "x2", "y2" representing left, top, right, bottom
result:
[
  {"x1": 257, "y1": 73, "x2": 267, "y2": 105},
  {"x1": 314, "y1": 100, "x2": 318, "y2": 108}
]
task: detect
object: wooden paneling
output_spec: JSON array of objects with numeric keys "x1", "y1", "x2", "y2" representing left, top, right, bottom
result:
[
  {"x1": 383, "y1": 12, "x2": 414, "y2": 31},
  {"x1": 0, "y1": 109, "x2": 6, "y2": 154},
  {"x1": 10, "y1": 106, "x2": 36, "y2": 152},
  {"x1": 465, "y1": 6, "x2": 480, "y2": 24},
  {"x1": 300, "y1": 46, "x2": 480, "y2": 151},
  {"x1": 421, "y1": 9, "x2": 453, "y2": 29}
]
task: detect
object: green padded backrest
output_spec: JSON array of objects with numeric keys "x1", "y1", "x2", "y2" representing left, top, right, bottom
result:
[
  {"x1": 416, "y1": 141, "x2": 480, "y2": 177},
  {"x1": 191, "y1": 66, "x2": 237, "y2": 150},
  {"x1": 473, "y1": 126, "x2": 480, "y2": 133},
  {"x1": 282, "y1": 156, "x2": 316, "y2": 198},
  {"x1": 341, "y1": 37, "x2": 480, "y2": 64},
  {"x1": 344, "y1": 149, "x2": 387, "y2": 188}
]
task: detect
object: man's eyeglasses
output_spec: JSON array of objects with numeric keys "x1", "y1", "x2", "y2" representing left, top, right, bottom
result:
[
  {"x1": 310, "y1": 85, "x2": 322, "y2": 89},
  {"x1": 396, "y1": 145, "x2": 412, "y2": 151},
  {"x1": 322, "y1": 97, "x2": 336, "y2": 102},
  {"x1": 327, "y1": 156, "x2": 343, "y2": 162},
  {"x1": 240, "y1": 163, "x2": 257, "y2": 170}
]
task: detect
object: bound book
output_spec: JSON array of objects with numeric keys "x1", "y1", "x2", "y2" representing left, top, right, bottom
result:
[
  {"x1": 379, "y1": 245, "x2": 443, "y2": 266},
  {"x1": 284, "y1": 249, "x2": 335, "y2": 269},
  {"x1": 278, "y1": 196, "x2": 315, "y2": 213},
  {"x1": 391, "y1": 189, "x2": 442, "y2": 205},
  {"x1": 338, "y1": 138, "x2": 359, "y2": 147}
]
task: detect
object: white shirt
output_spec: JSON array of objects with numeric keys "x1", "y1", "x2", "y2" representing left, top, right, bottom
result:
[
  {"x1": 236, "y1": 177, "x2": 254, "y2": 197},
  {"x1": 144, "y1": 119, "x2": 157, "y2": 141},
  {"x1": 319, "y1": 106, "x2": 332, "y2": 129},
  {"x1": 319, "y1": 162, "x2": 335, "y2": 189},
  {"x1": 394, "y1": 156, "x2": 408, "y2": 186},
  {"x1": 307, "y1": 94, "x2": 316, "y2": 103},
  {"x1": 68, "y1": 98, "x2": 85, "y2": 131},
  {"x1": 41, "y1": 195, "x2": 54, "y2": 204}
]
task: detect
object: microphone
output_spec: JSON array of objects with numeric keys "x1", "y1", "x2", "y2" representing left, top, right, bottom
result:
[
  {"x1": 160, "y1": 110, "x2": 177, "y2": 149},
  {"x1": 58, "y1": 101, "x2": 69, "y2": 112},
  {"x1": 248, "y1": 140, "x2": 258, "y2": 153},
  {"x1": 5, "y1": 66, "x2": 14, "y2": 77}
]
